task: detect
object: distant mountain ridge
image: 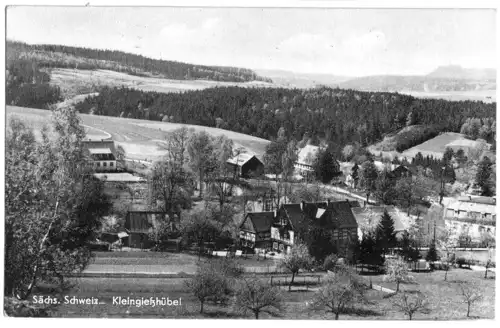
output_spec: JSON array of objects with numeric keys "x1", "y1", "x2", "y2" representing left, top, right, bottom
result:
[
  {"x1": 427, "y1": 65, "x2": 496, "y2": 81},
  {"x1": 337, "y1": 65, "x2": 496, "y2": 93},
  {"x1": 254, "y1": 68, "x2": 351, "y2": 88}
]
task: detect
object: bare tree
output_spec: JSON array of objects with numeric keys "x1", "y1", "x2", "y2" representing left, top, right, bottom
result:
[
  {"x1": 187, "y1": 131, "x2": 215, "y2": 197},
  {"x1": 392, "y1": 292, "x2": 428, "y2": 320},
  {"x1": 280, "y1": 242, "x2": 312, "y2": 291},
  {"x1": 309, "y1": 267, "x2": 365, "y2": 320},
  {"x1": 184, "y1": 260, "x2": 233, "y2": 313},
  {"x1": 384, "y1": 257, "x2": 414, "y2": 293},
  {"x1": 459, "y1": 282, "x2": 483, "y2": 317},
  {"x1": 234, "y1": 275, "x2": 283, "y2": 319},
  {"x1": 436, "y1": 224, "x2": 458, "y2": 281}
]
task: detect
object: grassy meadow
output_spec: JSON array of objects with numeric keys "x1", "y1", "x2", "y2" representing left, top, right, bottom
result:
[{"x1": 6, "y1": 105, "x2": 271, "y2": 161}]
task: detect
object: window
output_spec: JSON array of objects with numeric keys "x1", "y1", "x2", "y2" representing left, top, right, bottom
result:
[
  {"x1": 110, "y1": 162, "x2": 114, "y2": 167},
  {"x1": 103, "y1": 162, "x2": 107, "y2": 167},
  {"x1": 96, "y1": 162, "x2": 100, "y2": 167}
]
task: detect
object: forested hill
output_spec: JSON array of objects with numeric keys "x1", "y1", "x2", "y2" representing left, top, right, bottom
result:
[
  {"x1": 7, "y1": 41, "x2": 272, "y2": 83},
  {"x1": 75, "y1": 86, "x2": 496, "y2": 155}
]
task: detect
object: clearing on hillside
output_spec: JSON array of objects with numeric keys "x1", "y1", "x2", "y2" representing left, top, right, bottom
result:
[
  {"x1": 6, "y1": 106, "x2": 271, "y2": 162},
  {"x1": 48, "y1": 68, "x2": 276, "y2": 98}
]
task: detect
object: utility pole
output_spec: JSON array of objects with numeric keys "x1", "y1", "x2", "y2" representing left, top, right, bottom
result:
[{"x1": 439, "y1": 166, "x2": 446, "y2": 204}]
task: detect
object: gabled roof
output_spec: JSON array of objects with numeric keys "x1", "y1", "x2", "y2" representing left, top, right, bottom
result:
[
  {"x1": 227, "y1": 153, "x2": 260, "y2": 167},
  {"x1": 282, "y1": 204, "x2": 305, "y2": 230},
  {"x1": 325, "y1": 201, "x2": 359, "y2": 228},
  {"x1": 89, "y1": 148, "x2": 113, "y2": 154},
  {"x1": 240, "y1": 212, "x2": 274, "y2": 233},
  {"x1": 82, "y1": 140, "x2": 116, "y2": 155},
  {"x1": 125, "y1": 211, "x2": 169, "y2": 233},
  {"x1": 457, "y1": 196, "x2": 496, "y2": 205},
  {"x1": 351, "y1": 205, "x2": 409, "y2": 232},
  {"x1": 281, "y1": 200, "x2": 359, "y2": 230}
]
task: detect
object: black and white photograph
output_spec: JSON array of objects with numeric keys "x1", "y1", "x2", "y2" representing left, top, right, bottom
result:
[{"x1": 2, "y1": 1, "x2": 498, "y2": 320}]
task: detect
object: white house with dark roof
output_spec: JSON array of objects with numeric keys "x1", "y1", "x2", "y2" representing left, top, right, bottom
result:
[
  {"x1": 294, "y1": 144, "x2": 320, "y2": 174},
  {"x1": 83, "y1": 139, "x2": 117, "y2": 172}
]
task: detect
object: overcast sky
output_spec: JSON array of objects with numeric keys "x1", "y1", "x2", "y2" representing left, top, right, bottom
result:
[{"x1": 6, "y1": 7, "x2": 497, "y2": 76}]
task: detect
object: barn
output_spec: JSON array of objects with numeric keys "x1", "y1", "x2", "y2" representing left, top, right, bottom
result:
[
  {"x1": 226, "y1": 153, "x2": 264, "y2": 178},
  {"x1": 124, "y1": 211, "x2": 170, "y2": 249}
]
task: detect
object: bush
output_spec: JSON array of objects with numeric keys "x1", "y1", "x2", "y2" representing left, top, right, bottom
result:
[
  {"x1": 4, "y1": 297, "x2": 52, "y2": 317},
  {"x1": 456, "y1": 257, "x2": 472, "y2": 268}
]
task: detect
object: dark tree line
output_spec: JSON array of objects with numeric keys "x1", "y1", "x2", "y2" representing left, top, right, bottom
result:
[
  {"x1": 74, "y1": 85, "x2": 495, "y2": 156},
  {"x1": 6, "y1": 58, "x2": 62, "y2": 108},
  {"x1": 7, "y1": 41, "x2": 272, "y2": 83}
]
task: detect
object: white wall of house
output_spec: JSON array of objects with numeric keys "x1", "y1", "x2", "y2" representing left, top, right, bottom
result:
[
  {"x1": 94, "y1": 160, "x2": 117, "y2": 171},
  {"x1": 445, "y1": 219, "x2": 496, "y2": 242}
]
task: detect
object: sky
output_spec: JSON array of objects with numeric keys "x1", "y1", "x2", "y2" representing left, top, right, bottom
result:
[{"x1": 6, "y1": 7, "x2": 497, "y2": 76}]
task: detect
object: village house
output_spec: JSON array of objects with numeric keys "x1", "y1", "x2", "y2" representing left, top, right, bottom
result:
[
  {"x1": 124, "y1": 211, "x2": 177, "y2": 249},
  {"x1": 390, "y1": 165, "x2": 414, "y2": 179},
  {"x1": 239, "y1": 212, "x2": 274, "y2": 252},
  {"x1": 226, "y1": 153, "x2": 264, "y2": 178},
  {"x1": 82, "y1": 139, "x2": 117, "y2": 172},
  {"x1": 239, "y1": 199, "x2": 360, "y2": 255},
  {"x1": 294, "y1": 144, "x2": 320, "y2": 178},
  {"x1": 443, "y1": 196, "x2": 496, "y2": 246}
]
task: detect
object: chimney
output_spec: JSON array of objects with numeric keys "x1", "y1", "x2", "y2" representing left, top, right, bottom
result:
[
  {"x1": 327, "y1": 199, "x2": 331, "y2": 206},
  {"x1": 273, "y1": 209, "x2": 277, "y2": 218},
  {"x1": 300, "y1": 200, "x2": 305, "y2": 211}
]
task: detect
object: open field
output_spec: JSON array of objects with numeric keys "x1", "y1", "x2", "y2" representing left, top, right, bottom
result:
[
  {"x1": 48, "y1": 68, "x2": 277, "y2": 98},
  {"x1": 39, "y1": 266, "x2": 494, "y2": 319},
  {"x1": 6, "y1": 106, "x2": 271, "y2": 162},
  {"x1": 361, "y1": 268, "x2": 495, "y2": 320},
  {"x1": 400, "y1": 89, "x2": 496, "y2": 102},
  {"x1": 401, "y1": 132, "x2": 489, "y2": 159},
  {"x1": 369, "y1": 131, "x2": 493, "y2": 161}
]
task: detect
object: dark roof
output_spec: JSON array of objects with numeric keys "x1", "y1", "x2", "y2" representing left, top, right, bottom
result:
[
  {"x1": 324, "y1": 201, "x2": 359, "y2": 229},
  {"x1": 82, "y1": 140, "x2": 116, "y2": 155},
  {"x1": 125, "y1": 211, "x2": 168, "y2": 233},
  {"x1": 240, "y1": 212, "x2": 274, "y2": 233},
  {"x1": 281, "y1": 200, "x2": 360, "y2": 231},
  {"x1": 282, "y1": 204, "x2": 305, "y2": 230}
]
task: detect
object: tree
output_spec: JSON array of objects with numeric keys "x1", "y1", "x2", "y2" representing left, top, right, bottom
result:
[
  {"x1": 425, "y1": 241, "x2": 438, "y2": 262},
  {"x1": 115, "y1": 144, "x2": 126, "y2": 162},
  {"x1": 392, "y1": 292, "x2": 428, "y2": 320},
  {"x1": 5, "y1": 110, "x2": 111, "y2": 300},
  {"x1": 442, "y1": 147, "x2": 454, "y2": 164},
  {"x1": 436, "y1": 224, "x2": 458, "y2": 281},
  {"x1": 280, "y1": 243, "x2": 312, "y2": 291},
  {"x1": 375, "y1": 209, "x2": 397, "y2": 254},
  {"x1": 458, "y1": 282, "x2": 483, "y2": 317},
  {"x1": 187, "y1": 131, "x2": 215, "y2": 197},
  {"x1": 184, "y1": 260, "x2": 234, "y2": 313},
  {"x1": 475, "y1": 156, "x2": 493, "y2": 196},
  {"x1": 374, "y1": 169, "x2": 397, "y2": 205},
  {"x1": 358, "y1": 160, "x2": 378, "y2": 204},
  {"x1": 351, "y1": 163, "x2": 360, "y2": 188},
  {"x1": 149, "y1": 160, "x2": 193, "y2": 214},
  {"x1": 342, "y1": 144, "x2": 355, "y2": 162},
  {"x1": 398, "y1": 232, "x2": 420, "y2": 263},
  {"x1": 313, "y1": 148, "x2": 340, "y2": 183},
  {"x1": 206, "y1": 135, "x2": 243, "y2": 211},
  {"x1": 358, "y1": 232, "x2": 385, "y2": 270},
  {"x1": 384, "y1": 257, "x2": 413, "y2": 292},
  {"x1": 263, "y1": 139, "x2": 297, "y2": 209},
  {"x1": 234, "y1": 276, "x2": 283, "y2": 319},
  {"x1": 309, "y1": 266, "x2": 365, "y2": 320}
]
